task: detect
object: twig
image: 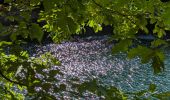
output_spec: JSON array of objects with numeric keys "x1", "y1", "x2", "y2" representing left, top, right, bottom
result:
[
  {"x1": 0, "y1": 70, "x2": 26, "y2": 86},
  {"x1": 92, "y1": 0, "x2": 136, "y2": 24}
]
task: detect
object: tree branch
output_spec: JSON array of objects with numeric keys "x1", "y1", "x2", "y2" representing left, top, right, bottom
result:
[
  {"x1": 0, "y1": 70, "x2": 26, "y2": 86},
  {"x1": 92, "y1": 0, "x2": 136, "y2": 24}
]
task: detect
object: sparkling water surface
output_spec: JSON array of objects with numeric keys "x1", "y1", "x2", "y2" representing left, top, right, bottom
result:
[{"x1": 26, "y1": 35, "x2": 170, "y2": 98}]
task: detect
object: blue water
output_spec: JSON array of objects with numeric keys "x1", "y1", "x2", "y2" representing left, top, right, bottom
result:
[{"x1": 27, "y1": 35, "x2": 170, "y2": 99}]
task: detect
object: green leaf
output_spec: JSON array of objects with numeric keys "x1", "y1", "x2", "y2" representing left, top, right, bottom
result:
[
  {"x1": 4, "y1": 0, "x2": 12, "y2": 3},
  {"x1": 153, "y1": 91, "x2": 170, "y2": 99},
  {"x1": 0, "y1": 41, "x2": 12, "y2": 47},
  {"x1": 29, "y1": 23, "x2": 44, "y2": 42},
  {"x1": 155, "y1": 50, "x2": 165, "y2": 62},
  {"x1": 136, "y1": 15, "x2": 148, "y2": 33},
  {"x1": 152, "y1": 55, "x2": 164, "y2": 74},
  {"x1": 112, "y1": 39, "x2": 132, "y2": 54},
  {"x1": 10, "y1": 32, "x2": 17, "y2": 41},
  {"x1": 158, "y1": 29, "x2": 165, "y2": 38},
  {"x1": 162, "y1": 5, "x2": 170, "y2": 29},
  {"x1": 20, "y1": 12, "x2": 31, "y2": 22},
  {"x1": 15, "y1": 65, "x2": 23, "y2": 76},
  {"x1": 43, "y1": 0, "x2": 63, "y2": 11},
  {"x1": 56, "y1": 14, "x2": 80, "y2": 34},
  {"x1": 149, "y1": 84, "x2": 156, "y2": 93},
  {"x1": 20, "y1": 51, "x2": 29, "y2": 58},
  {"x1": 30, "y1": 0, "x2": 40, "y2": 6},
  {"x1": 87, "y1": 20, "x2": 102, "y2": 32},
  {"x1": 128, "y1": 46, "x2": 153, "y2": 63},
  {"x1": 150, "y1": 18, "x2": 157, "y2": 24},
  {"x1": 151, "y1": 39, "x2": 167, "y2": 48}
]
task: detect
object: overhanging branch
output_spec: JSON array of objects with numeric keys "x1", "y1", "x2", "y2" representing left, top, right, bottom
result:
[
  {"x1": 0, "y1": 70, "x2": 26, "y2": 86},
  {"x1": 92, "y1": 0, "x2": 136, "y2": 24}
]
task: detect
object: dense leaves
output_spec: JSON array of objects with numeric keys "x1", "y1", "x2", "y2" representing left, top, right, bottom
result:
[
  {"x1": 0, "y1": 42, "x2": 62, "y2": 99},
  {"x1": 71, "y1": 79, "x2": 127, "y2": 100}
]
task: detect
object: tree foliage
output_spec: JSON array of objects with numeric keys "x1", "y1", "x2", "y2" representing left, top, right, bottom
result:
[{"x1": 0, "y1": 0, "x2": 170, "y2": 99}]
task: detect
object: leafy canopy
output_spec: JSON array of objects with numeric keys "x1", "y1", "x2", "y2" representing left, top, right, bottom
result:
[{"x1": 0, "y1": 0, "x2": 170, "y2": 99}]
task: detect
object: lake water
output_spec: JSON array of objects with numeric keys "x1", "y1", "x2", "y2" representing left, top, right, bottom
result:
[{"x1": 27, "y1": 35, "x2": 170, "y2": 99}]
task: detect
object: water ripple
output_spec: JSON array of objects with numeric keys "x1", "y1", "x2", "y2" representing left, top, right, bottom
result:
[{"x1": 26, "y1": 35, "x2": 170, "y2": 96}]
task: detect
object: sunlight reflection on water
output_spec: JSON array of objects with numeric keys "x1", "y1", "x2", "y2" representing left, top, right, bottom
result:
[{"x1": 28, "y1": 35, "x2": 170, "y2": 98}]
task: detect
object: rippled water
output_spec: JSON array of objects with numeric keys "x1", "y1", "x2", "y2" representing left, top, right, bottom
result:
[{"x1": 26, "y1": 35, "x2": 170, "y2": 98}]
